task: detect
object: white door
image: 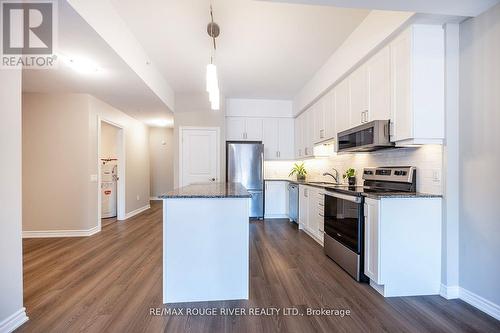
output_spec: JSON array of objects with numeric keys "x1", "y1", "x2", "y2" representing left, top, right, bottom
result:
[{"x1": 180, "y1": 128, "x2": 219, "y2": 186}]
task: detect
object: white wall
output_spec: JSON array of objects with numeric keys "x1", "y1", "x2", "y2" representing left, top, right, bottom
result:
[
  {"x1": 149, "y1": 127, "x2": 174, "y2": 197},
  {"x1": 23, "y1": 93, "x2": 94, "y2": 231},
  {"x1": 23, "y1": 93, "x2": 150, "y2": 233},
  {"x1": 0, "y1": 70, "x2": 27, "y2": 331},
  {"x1": 226, "y1": 98, "x2": 293, "y2": 117},
  {"x1": 293, "y1": 10, "x2": 414, "y2": 114},
  {"x1": 459, "y1": 1, "x2": 500, "y2": 312}
]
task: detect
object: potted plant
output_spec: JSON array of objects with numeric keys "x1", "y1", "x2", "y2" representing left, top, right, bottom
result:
[
  {"x1": 343, "y1": 168, "x2": 356, "y2": 186},
  {"x1": 289, "y1": 163, "x2": 307, "y2": 181}
]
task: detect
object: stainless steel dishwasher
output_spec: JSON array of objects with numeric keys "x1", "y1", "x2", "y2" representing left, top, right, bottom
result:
[{"x1": 288, "y1": 183, "x2": 299, "y2": 223}]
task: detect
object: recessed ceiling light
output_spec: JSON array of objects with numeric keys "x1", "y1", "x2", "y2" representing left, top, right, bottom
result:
[
  {"x1": 58, "y1": 53, "x2": 102, "y2": 74},
  {"x1": 147, "y1": 119, "x2": 173, "y2": 128}
]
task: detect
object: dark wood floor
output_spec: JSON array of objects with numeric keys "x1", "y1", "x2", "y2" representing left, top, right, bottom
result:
[{"x1": 19, "y1": 201, "x2": 499, "y2": 333}]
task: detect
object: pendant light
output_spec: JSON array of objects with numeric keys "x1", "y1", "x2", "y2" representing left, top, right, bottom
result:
[{"x1": 206, "y1": 5, "x2": 220, "y2": 110}]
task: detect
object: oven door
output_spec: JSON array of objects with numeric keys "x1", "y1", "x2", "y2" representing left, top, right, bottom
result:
[{"x1": 324, "y1": 192, "x2": 363, "y2": 254}]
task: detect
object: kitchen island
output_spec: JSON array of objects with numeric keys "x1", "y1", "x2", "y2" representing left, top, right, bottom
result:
[{"x1": 159, "y1": 182, "x2": 251, "y2": 303}]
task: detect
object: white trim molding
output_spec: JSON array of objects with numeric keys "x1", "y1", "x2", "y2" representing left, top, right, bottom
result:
[
  {"x1": 459, "y1": 287, "x2": 500, "y2": 321},
  {"x1": 22, "y1": 225, "x2": 101, "y2": 238},
  {"x1": 150, "y1": 196, "x2": 162, "y2": 201},
  {"x1": 439, "y1": 284, "x2": 460, "y2": 299},
  {"x1": 123, "y1": 204, "x2": 151, "y2": 220},
  {"x1": 0, "y1": 307, "x2": 28, "y2": 333}
]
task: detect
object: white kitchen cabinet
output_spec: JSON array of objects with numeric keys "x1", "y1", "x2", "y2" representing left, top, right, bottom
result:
[
  {"x1": 226, "y1": 117, "x2": 263, "y2": 141},
  {"x1": 364, "y1": 198, "x2": 381, "y2": 283},
  {"x1": 294, "y1": 115, "x2": 303, "y2": 159},
  {"x1": 349, "y1": 65, "x2": 369, "y2": 127},
  {"x1": 367, "y1": 46, "x2": 392, "y2": 122},
  {"x1": 313, "y1": 100, "x2": 326, "y2": 144},
  {"x1": 262, "y1": 118, "x2": 279, "y2": 160},
  {"x1": 265, "y1": 181, "x2": 288, "y2": 218},
  {"x1": 277, "y1": 118, "x2": 294, "y2": 160},
  {"x1": 245, "y1": 117, "x2": 264, "y2": 141},
  {"x1": 263, "y1": 118, "x2": 295, "y2": 160},
  {"x1": 305, "y1": 108, "x2": 314, "y2": 157},
  {"x1": 299, "y1": 185, "x2": 324, "y2": 245},
  {"x1": 390, "y1": 25, "x2": 444, "y2": 145},
  {"x1": 298, "y1": 185, "x2": 309, "y2": 230},
  {"x1": 226, "y1": 117, "x2": 246, "y2": 140},
  {"x1": 363, "y1": 197, "x2": 442, "y2": 297},
  {"x1": 323, "y1": 90, "x2": 336, "y2": 141},
  {"x1": 334, "y1": 78, "x2": 351, "y2": 134}
]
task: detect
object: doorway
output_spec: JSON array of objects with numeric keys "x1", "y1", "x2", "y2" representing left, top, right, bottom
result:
[
  {"x1": 179, "y1": 127, "x2": 220, "y2": 186},
  {"x1": 98, "y1": 119, "x2": 125, "y2": 228}
]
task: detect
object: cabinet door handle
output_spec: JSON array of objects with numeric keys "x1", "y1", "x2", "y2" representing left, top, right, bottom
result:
[
  {"x1": 278, "y1": 151, "x2": 280, "y2": 158},
  {"x1": 320, "y1": 129, "x2": 324, "y2": 139}
]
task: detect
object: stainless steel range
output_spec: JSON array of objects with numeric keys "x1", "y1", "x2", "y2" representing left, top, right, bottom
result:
[{"x1": 323, "y1": 166, "x2": 416, "y2": 282}]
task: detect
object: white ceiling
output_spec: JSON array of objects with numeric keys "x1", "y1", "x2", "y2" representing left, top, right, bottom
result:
[
  {"x1": 22, "y1": 0, "x2": 173, "y2": 126},
  {"x1": 264, "y1": 0, "x2": 500, "y2": 17},
  {"x1": 110, "y1": 0, "x2": 369, "y2": 100}
]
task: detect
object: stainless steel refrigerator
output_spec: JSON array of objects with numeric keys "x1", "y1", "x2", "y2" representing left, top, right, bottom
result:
[{"x1": 226, "y1": 142, "x2": 264, "y2": 218}]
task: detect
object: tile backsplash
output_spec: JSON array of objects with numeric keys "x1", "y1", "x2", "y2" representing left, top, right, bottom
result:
[{"x1": 264, "y1": 145, "x2": 443, "y2": 194}]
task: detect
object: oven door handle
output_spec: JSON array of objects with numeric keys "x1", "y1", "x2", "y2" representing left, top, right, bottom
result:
[{"x1": 325, "y1": 192, "x2": 362, "y2": 203}]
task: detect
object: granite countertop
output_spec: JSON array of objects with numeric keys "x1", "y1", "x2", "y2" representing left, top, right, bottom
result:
[
  {"x1": 159, "y1": 182, "x2": 251, "y2": 199},
  {"x1": 264, "y1": 178, "x2": 442, "y2": 199}
]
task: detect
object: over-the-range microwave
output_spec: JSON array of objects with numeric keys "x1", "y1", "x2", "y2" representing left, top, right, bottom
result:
[{"x1": 337, "y1": 120, "x2": 394, "y2": 153}]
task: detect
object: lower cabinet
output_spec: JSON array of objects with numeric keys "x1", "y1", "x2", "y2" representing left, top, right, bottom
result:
[
  {"x1": 264, "y1": 181, "x2": 288, "y2": 218},
  {"x1": 363, "y1": 197, "x2": 442, "y2": 297},
  {"x1": 299, "y1": 185, "x2": 324, "y2": 244},
  {"x1": 364, "y1": 198, "x2": 381, "y2": 283}
]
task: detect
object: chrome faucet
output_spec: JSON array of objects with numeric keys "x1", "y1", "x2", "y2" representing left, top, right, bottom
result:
[{"x1": 323, "y1": 168, "x2": 340, "y2": 184}]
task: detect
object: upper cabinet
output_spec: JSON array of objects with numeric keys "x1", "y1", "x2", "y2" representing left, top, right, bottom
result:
[
  {"x1": 367, "y1": 46, "x2": 392, "y2": 122},
  {"x1": 390, "y1": 25, "x2": 444, "y2": 145},
  {"x1": 295, "y1": 24, "x2": 444, "y2": 152},
  {"x1": 335, "y1": 78, "x2": 351, "y2": 134},
  {"x1": 226, "y1": 117, "x2": 263, "y2": 141},
  {"x1": 263, "y1": 118, "x2": 294, "y2": 160},
  {"x1": 227, "y1": 116, "x2": 294, "y2": 160},
  {"x1": 349, "y1": 65, "x2": 369, "y2": 127}
]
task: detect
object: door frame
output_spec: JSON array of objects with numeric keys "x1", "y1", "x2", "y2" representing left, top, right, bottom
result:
[
  {"x1": 97, "y1": 116, "x2": 126, "y2": 230},
  {"x1": 179, "y1": 126, "x2": 220, "y2": 187}
]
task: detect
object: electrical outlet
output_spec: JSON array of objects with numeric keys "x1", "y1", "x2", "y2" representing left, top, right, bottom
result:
[
  {"x1": 90, "y1": 174, "x2": 98, "y2": 182},
  {"x1": 136, "y1": 195, "x2": 140, "y2": 201},
  {"x1": 432, "y1": 170, "x2": 441, "y2": 183}
]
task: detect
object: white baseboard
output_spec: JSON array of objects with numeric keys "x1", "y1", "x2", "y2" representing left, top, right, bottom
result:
[
  {"x1": 440, "y1": 284, "x2": 460, "y2": 299},
  {"x1": 22, "y1": 225, "x2": 101, "y2": 238},
  {"x1": 264, "y1": 214, "x2": 289, "y2": 219},
  {"x1": 459, "y1": 287, "x2": 500, "y2": 320},
  {"x1": 123, "y1": 204, "x2": 151, "y2": 220},
  {"x1": 150, "y1": 196, "x2": 162, "y2": 201},
  {"x1": 0, "y1": 307, "x2": 28, "y2": 333}
]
